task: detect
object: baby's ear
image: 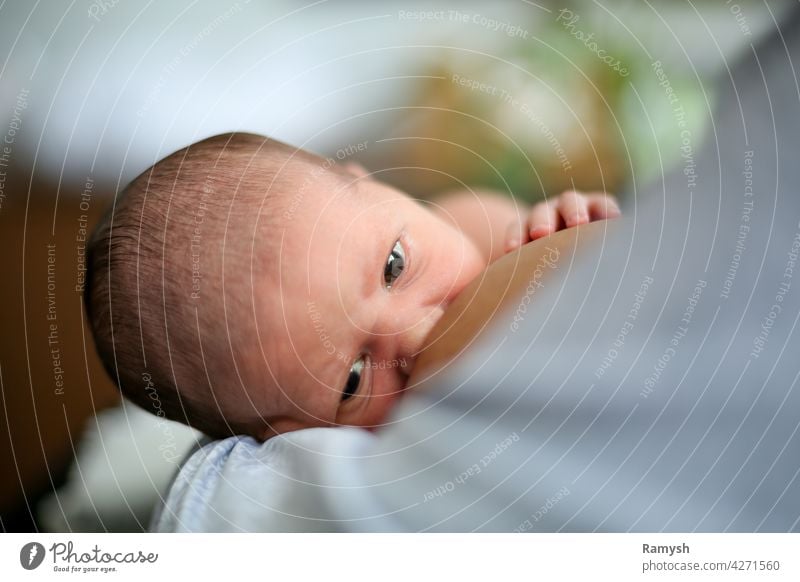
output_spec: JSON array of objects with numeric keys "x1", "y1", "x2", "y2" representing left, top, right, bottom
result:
[{"x1": 342, "y1": 162, "x2": 370, "y2": 179}]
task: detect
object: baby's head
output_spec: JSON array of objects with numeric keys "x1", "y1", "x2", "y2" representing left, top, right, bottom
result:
[{"x1": 86, "y1": 133, "x2": 484, "y2": 440}]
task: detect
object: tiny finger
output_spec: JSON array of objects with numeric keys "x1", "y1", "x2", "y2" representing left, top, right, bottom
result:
[
  {"x1": 586, "y1": 194, "x2": 621, "y2": 221},
  {"x1": 528, "y1": 201, "x2": 559, "y2": 240},
  {"x1": 557, "y1": 190, "x2": 589, "y2": 228},
  {"x1": 504, "y1": 219, "x2": 527, "y2": 253}
]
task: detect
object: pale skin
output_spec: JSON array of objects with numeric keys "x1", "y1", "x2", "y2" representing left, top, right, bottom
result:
[
  {"x1": 245, "y1": 161, "x2": 619, "y2": 440},
  {"x1": 431, "y1": 186, "x2": 621, "y2": 264}
]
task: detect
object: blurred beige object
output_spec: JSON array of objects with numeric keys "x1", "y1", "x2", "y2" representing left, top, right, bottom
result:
[{"x1": 378, "y1": 58, "x2": 625, "y2": 202}]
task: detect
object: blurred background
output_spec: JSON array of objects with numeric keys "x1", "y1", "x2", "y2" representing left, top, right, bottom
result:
[{"x1": 0, "y1": 0, "x2": 791, "y2": 532}]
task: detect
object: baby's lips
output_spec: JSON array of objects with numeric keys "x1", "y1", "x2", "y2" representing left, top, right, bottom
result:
[
  {"x1": 404, "y1": 305, "x2": 447, "y2": 371},
  {"x1": 399, "y1": 356, "x2": 414, "y2": 377}
]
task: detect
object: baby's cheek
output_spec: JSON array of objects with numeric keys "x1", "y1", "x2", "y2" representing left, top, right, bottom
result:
[{"x1": 365, "y1": 389, "x2": 405, "y2": 429}]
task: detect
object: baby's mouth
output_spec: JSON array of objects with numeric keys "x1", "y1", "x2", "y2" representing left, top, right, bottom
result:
[
  {"x1": 400, "y1": 306, "x2": 446, "y2": 391},
  {"x1": 399, "y1": 356, "x2": 414, "y2": 378}
]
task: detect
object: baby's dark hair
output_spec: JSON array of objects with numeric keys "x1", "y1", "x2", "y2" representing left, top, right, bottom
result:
[{"x1": 85, "y1": 132, "x2": 343, "y2": 438}]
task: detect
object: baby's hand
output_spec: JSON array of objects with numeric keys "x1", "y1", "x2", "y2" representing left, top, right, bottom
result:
[{"x1": 505, "y1": 190, "x2": 620, "y2": 252}]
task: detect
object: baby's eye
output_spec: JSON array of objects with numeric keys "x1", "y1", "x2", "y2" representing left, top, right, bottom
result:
[
  {"x1": 384, "y1": 240, "x2": 406, "y2": 289},
  {"x1": 341, "y1": 355, "x2": 367, "y2": 402}
]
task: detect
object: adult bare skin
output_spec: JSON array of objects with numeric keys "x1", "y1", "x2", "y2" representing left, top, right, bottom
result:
[{"x1": 409, "y1": 218, "x2": 623, "y2": 387}]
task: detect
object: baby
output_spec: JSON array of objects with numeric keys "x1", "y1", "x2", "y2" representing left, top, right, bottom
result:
[{"x1": 85, "y1": 133, "x2": 619, "y2": 440}]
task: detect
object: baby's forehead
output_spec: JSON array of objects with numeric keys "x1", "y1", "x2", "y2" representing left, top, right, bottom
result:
[{"x1": 277, "y1": 169, "x2": 369, "y2": 225}]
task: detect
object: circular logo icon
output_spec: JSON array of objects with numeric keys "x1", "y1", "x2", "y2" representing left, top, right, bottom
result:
[{"x1": 20, "y1": 542, "x2": 45, "y2": 570}]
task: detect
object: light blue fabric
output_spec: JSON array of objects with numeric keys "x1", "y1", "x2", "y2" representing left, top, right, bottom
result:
[{"x1": 151, "y1": 428, "x2": 378, "y2": 532}]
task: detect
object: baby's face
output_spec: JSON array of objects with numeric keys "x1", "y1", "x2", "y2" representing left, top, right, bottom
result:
[{"x1": 249, "y1": 172, "x2": 485, "y2": 438}]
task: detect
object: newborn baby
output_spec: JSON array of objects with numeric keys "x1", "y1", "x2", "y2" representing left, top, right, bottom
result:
[{"x1": 86, "y1": 133, "x2": 619, "y2": 440}]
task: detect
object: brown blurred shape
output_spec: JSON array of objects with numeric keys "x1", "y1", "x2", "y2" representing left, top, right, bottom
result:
[{"x1": 0, "y1": 164, "x2": 118, "y2": 531}]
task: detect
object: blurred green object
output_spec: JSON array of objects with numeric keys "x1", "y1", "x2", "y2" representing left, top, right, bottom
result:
[{"x1": 383, "y1": 2, "x2": 712, "y2": 204}]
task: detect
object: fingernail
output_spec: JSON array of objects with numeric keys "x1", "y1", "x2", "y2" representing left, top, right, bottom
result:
[
  {"x1": 530, "y1": 225, "x2": 552, "y2": 239},
  {"x1": 569, "y1": 212, "x2": 588, "y2": 227}
]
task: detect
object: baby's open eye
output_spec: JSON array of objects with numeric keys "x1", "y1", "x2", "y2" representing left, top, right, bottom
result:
[
  {"x1": 342, "y1": 355, "x2": 367, "y2": 402},
  {"x1": 384, "y1": 240, "x2": 406, "y2": 289}
]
